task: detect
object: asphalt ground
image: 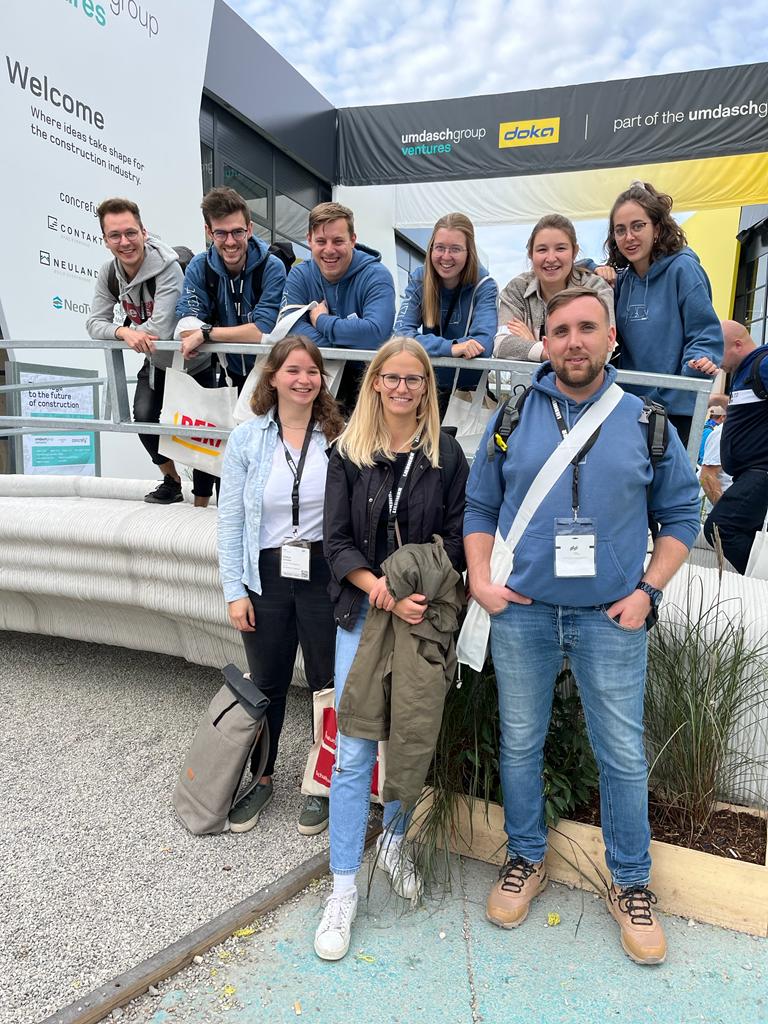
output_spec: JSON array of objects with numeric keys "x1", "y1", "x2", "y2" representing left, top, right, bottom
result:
[{"x1": 1, "y1": 631, "x2": 332, "y2": 1024}]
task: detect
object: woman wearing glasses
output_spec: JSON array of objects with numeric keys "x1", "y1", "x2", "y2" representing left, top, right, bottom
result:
[
  {"x1": 315, "y1": 337, "x2": 468, "y2": 961},
  {"x1": 605, "y1": 181, "x2": 722, "y2": 445},
  {"x1": 394, "y1": 213, "x2": 498, "y2": 417},
  {"x1": 494, "y1": 214, "x2": 615, "y2": 361}
]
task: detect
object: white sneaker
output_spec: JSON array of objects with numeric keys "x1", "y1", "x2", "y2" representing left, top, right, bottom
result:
[
  {"x1": 314, "y1": 889, "x2": 358, "y2": 961},
  {"x1": 375, "y1": 835, "x2": 423, "y2": 901}
]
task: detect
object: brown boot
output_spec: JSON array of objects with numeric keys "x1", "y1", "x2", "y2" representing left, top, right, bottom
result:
[
  {"x1": 606, "y1": 884, "x2": 667, "y2": 965},
  {"x1": 486, "y1": 856, "x2": 547, "y2": 929}
]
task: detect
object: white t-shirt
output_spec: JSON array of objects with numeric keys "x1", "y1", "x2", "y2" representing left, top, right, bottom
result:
[
  {"x1": 259, "y1": 439, "x2": 327, "y2": 550},
  {"x1": 700, "y1": 424, "x2": 732, "y2": 511}
]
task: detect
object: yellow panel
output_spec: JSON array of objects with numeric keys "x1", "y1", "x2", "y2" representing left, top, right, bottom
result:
[{"x1": 680, "y1": 207, "x2": 742, "y2": 319}]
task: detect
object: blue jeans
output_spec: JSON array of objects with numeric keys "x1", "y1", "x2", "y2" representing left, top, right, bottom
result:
[
  {"x1": 329, "y1": 599, "x2": 408, "y2": 875},
  {"x1": 490, "y1": 601, "x2": 652, "y2": 888}
]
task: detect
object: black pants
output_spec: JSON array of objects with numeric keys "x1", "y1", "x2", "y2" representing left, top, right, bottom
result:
[
  {"x1": 133, "y1": 360, "x2": 217, "y2": 498},
  {"x1": 241, "y1": 545, "x2": 335, "y2": 777},
  {"x1": 668, "y1": 413, "x2": 692, "y2": 449},
  {"x1": 704, "y1": 469, "x2": 768, "y2": 574}
]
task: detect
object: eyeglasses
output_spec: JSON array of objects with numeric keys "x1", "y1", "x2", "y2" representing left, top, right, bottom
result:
[
  {"x1": 378, "y1": 373, "x2": 426, "y2": 391},
  {"x1": 105, "y1": 229, "x2": 141, "y2": 243},
  {"x1": 432, "y1": 244, "x2": 466, "y2": 256},
  {"x1": 211, "y1": 228, "x2": 248, "y2": 242},
  {"x1": 613, "y1": 221, "x2": 649, "y2": 239}
]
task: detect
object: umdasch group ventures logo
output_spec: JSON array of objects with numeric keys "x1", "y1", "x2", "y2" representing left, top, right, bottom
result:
[{"x1": 63, "y1": 0, "x2": 107, "y2": 28}]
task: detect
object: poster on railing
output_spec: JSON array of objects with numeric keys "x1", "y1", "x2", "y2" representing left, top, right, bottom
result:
[
  {"x1": 0, "y1": 0, "x2": 214, "y2": 349},
  {"x1": 10, "y1": 363, "x2": 99, "y2": 476}
]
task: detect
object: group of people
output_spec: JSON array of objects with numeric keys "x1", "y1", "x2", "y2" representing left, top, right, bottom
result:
[{"x1": 84, "y1": 180, "x2": 768, "y2": 968}]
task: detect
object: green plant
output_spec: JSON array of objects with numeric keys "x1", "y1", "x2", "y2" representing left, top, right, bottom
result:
[{"x1": 644, "y1": 578, "x2": 768, "y2": 843}]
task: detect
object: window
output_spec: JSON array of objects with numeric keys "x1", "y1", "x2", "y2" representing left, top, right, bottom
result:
[
  {"x1": 394, "y1": 232, "x2": 425, "y2": 302},
  {"x1": 733, "y1": 222, "x2": 768, "y2": 346}
]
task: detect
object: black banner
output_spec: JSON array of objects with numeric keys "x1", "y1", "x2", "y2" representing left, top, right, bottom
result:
[{"x1": 338, "y1": 63, "x2": 768, "y2": 186}]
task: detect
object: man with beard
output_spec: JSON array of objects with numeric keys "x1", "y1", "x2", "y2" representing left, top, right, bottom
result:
[{"x1": 463, "y1": 287, "x2": 699, "y2": 964}]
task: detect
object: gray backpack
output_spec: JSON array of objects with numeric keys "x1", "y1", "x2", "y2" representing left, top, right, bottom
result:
[{"x1": 173, "y1": 665, "x2": 270, "y2": 835}]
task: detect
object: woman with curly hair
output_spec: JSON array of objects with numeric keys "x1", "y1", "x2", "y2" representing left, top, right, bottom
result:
[
  {"x1": 606, "y1": 181, "x2": 722, "y2": 444},
  {"x1": 218, "y1": 336, "x2": 345, "y2": 837}
]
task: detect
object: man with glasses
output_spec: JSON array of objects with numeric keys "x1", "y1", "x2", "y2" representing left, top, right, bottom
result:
[
  {"x1": 87, "y1": 197, "x2": 217, "y2": 505},
  {"x1": 281, "y1": 201, "x2": 396, "y2": 410},
  {"x1": 175, "y1": 187, "x2": 286, "y2": 393}
]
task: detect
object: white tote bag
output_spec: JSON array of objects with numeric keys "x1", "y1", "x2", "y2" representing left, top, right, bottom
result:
[
  {"x1": 158, "y1": 353, "x2": 237, "y2": 477},
  {"x1": 745, "y1": 509, "x2": 768, "y2": 579},
  {"x1": 442, "y1": 370, "x2": 498, "y2": 457}
]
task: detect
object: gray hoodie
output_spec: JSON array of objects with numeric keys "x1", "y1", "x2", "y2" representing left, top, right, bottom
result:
[{"x1": 86, "y1": 236, "x2": 210, "y2": 374}]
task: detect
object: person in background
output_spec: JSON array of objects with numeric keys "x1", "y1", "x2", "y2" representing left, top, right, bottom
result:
[
  {"x1": 175, "y1": 187, "x2": 286, "y2": 392},
  {"x1": 699, "y1": 411, "x2": 732, "y2": 514},
  {"x1": 86, "y1": 197, "x2": 217, "y2": 506},
  {"x1": 605, "y1": 181, "x2": 722, "y2": 446},
  {"x1": 217, "y1": 336, "x2": 345, "y2": 837},
  {"x1": 315, "y1": 337, "x2": 468, "y2": 961},
  {"x1": 494, "y1": 214, "x2": 615, "y2": 363},
  {"x1": 697, "y1": 403, "x2": 727, "y2": 465},
  {"x1": 704, "y1": 320, "x2": 768, "y2": 573},
  {"x1": 394, "y1": 212, "x2": 498, "y2": 418}
]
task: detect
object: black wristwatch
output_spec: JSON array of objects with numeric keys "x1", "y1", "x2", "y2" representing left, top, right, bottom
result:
[
  {"x1": 636, "y1": 581, "x2": 663, "y2": 608},
  {"x1": 200, "y1": 323, "x2": 213, "y2": 343}
]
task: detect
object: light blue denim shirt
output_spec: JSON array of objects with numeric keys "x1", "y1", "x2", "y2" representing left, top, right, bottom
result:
[{"x1": 217, "y1": 410, "x2": 330, "y2": 602}]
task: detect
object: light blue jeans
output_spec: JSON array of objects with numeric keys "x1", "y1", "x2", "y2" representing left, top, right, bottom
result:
[
  {"x1": 490, "y1": 601, "x2": 652, "y2": 888},
  {"x1": 329, "y1": 599, "x2": 408, "y2": 875}
]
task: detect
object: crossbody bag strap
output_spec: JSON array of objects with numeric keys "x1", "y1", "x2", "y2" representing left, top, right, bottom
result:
[{"x1": 492, "y1": 382, "x2": 624, "y2": 579}]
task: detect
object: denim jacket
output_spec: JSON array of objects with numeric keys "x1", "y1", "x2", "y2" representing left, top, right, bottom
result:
[{"x1": 218, "y1": 410, "x2": 330, "y2": 602}]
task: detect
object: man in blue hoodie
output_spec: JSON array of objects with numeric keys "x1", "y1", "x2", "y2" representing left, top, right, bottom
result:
[
  {"x1": 175, "y1": 187, "x2": 286, "y2": 391},
  {"x1": 280, "y1": 202, "x2": 396, "y2": 409},
  {"x1": 464, "y1": 287, "x2": 700, "y2": 966}
]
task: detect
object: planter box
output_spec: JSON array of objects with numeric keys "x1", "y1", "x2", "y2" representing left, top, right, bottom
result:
[{"x1": 411, "y1": 791, "x2": 768, "y2": 937}]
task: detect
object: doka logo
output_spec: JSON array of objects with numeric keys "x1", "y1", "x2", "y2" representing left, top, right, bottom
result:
[
  {"x1": 171, "y1": 412, "x2": 225, "y2": 457},
  {"x1": 499, "y1": 117, "x2": 560, "y2": 148}
]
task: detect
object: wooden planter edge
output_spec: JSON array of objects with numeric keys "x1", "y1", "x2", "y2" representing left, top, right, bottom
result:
[{"x1": 411, "y1": 790, "x2": 768, "y2": 938}]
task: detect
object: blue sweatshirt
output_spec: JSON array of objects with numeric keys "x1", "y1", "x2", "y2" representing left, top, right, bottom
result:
[
  {"x1": 175, "y1": 237, "x2": 286, "y2": 376},
  {"x1": 394, "y1": 265, "x2": 498, "y2": 390},
  {"x1": 615, "y1": 247, "x2": 723, "y2": 416},
  {"x1": 280, "y1": 244, "x2": 395, "y2": 350},
  {"x1": 464, "y1": 364, "x2": 701, "y2": 607}
]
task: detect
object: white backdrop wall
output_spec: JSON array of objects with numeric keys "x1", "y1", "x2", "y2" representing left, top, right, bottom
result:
[{"x1": 0, "y1": 0, "x2": 215, "y2": 478}]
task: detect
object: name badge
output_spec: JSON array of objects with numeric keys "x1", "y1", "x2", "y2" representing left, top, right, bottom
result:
[
  {"x1": 554, "y1": 517, "x2": 596, "y2": 578},
  {"x1": 280, "y1": 539, "x2": 311, "y2": 580}
]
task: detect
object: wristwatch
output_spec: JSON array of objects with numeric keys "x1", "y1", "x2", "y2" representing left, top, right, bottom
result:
[
  {"x1": 636, "y1": 581, "x2": 663, "y2": 608},
  {"x1": 200, "y1": 323, "x2": 213, "y2": 343}
]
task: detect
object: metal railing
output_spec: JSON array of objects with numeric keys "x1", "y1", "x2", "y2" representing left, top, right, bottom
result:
[{"x1": 0, "y1": 339, "x2": 714, "y2": 466}]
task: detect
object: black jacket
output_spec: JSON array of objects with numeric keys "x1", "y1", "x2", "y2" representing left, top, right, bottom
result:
[{"x1": 324, "y1": 432, "x2": 469, "y2": 630}]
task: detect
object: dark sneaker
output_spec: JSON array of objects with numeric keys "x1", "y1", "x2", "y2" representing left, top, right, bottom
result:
[
  {"x1": 144, "y1": 474, "x2": 183, "y2": 505},
  {"x1": 606, "y1": 884, "x2": 667, "y2": 965},
  {"x1": 298, "y1": 795, "x2": 329, "y2": 836},
  {"x1": 486, "y1": 856, "x2": 547, "y2": 928},
  {"x1": 229, "y1": 780, "x2": 273, "y2": 833}
]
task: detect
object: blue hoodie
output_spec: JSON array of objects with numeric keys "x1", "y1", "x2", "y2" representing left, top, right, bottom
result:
[
  {"x1": 280, "y1": 244, "x2": 396, "y2": 349},
  {"x1": 615, "y1": 247, "x2": 723, "y2": 416},
  {"x1": 464, "y1": 364, "x2": 701, "y2": 607},
  {"x1": 175, "y1": 237, "x2": 286, "y2": 376},
  {"x1": 394, "y1": 265, "x2": 498, "y2": 390}
]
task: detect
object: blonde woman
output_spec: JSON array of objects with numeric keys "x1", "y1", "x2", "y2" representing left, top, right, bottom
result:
[
  {"x1": 394, "y1": 213, "x2": 498, "y2": 416},
  {"x1": 315, "y1": 337, "x2": 468, "y2": 960}
]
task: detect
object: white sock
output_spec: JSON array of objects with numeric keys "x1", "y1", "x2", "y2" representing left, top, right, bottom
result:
[{"x1": 332, "y1": 872, "x2": 357, "y2": 898}]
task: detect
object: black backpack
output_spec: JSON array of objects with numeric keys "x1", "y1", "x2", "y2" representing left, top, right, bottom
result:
[{"x1": 749, "y1": 349, "x2": 768, "y2": 400}]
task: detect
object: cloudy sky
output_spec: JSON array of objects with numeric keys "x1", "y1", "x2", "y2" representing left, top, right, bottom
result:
[
  {"x1": 228, "y1": 0, "x2": 766, "y2": 109},
  {"x1": 227, "y1": 1, "x2": 765, "y2": 283}
]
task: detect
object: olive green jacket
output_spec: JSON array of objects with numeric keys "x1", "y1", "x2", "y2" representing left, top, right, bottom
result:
[{"x1": 337, "y1": 537, "x2": 465, "y2": 810}]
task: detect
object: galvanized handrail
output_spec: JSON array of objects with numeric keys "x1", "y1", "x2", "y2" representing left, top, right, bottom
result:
[{"x1": 0, "y1": 340, "x2": 714, "y2": 464}]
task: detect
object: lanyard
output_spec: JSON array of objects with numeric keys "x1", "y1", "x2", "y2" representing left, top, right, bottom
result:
[
  {"x1": 440, "y1": 289, "x2": 460, "y2": 336},
  {"x1": 229, "y1": 273, "x2": 245, "y2": 322},
  {"x1": 387, "y1": 437, "x2": 420, "y2": 551},
  {"x1": 275, "y1": 414, "x2": 314, "y2": 532},
  {"x1": 549, "y1": 398, "x2": 601, "y2": 517}
]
